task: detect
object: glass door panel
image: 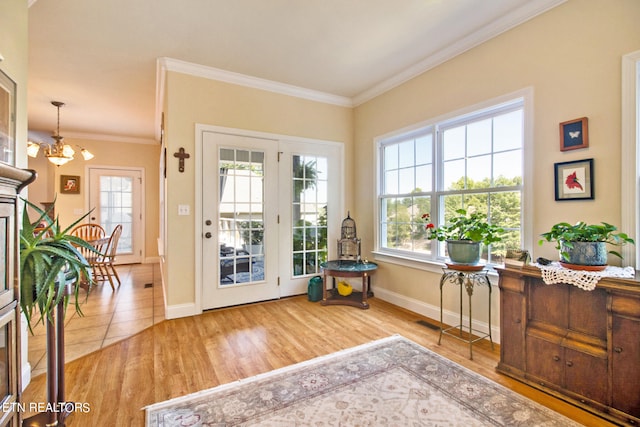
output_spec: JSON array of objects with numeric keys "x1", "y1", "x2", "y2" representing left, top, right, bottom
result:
[
  {"x1": 292, "y1": 155, "x2": 328, "y2": 277},
  {"x1": 219, "y1": 148, "x2": 265, "y2": 285}
]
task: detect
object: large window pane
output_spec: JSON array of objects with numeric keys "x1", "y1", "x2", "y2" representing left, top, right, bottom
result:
[
  {"x1": 467, "y1": 118, "x2": 492, "y2": 157},
  {"x1": 378, "y1": 100, "x2": 524, "y2": 264},
  {"x1": 494, "y1": 110, "x2": 523, "y2": 151}
]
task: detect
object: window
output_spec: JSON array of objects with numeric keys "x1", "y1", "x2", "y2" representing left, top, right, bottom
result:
[{"x1": 377, "y1": 98, "x2": 524, "y2": 264}]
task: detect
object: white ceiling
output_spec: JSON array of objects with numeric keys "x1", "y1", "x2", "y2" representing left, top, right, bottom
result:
[{"x1": 26, "y1": 0, "x2": 564, "y2": 144}]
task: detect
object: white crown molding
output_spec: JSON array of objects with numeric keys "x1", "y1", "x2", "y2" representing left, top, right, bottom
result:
[
  {"x1": 352, "y1": 0, "x2": 567, "y2": 106},
  {"x1": 158, "y1": 57, "x2": 353, "y2": 108},
  {"x1": 64, "y1": 131, "x2": 157, "y2": 145},
  {"x1": 154, "y1": 0, "x2": 565, "y2": 129}
]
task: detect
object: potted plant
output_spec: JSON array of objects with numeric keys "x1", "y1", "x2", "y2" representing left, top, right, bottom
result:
[
  {"x1": 20, "y1": 199, "x2": 99, "y2": 425},
  {"x1": 239, "y1": 220, "x2": 264, "y2": 254},
  {"x1": 423, "y1": 208, "x2": 503, "y2": 265},
  {"x1": 538, "y1": 221, "x2": 634, "y2": 267},
  {"x1": 20, "y1": 199, "x2": 96, "y2": 329}
]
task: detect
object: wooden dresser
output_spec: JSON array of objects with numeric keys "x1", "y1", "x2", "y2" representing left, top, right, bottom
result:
[{"x1": 497, "y1": 265, "x2": 640, "y2": 426}]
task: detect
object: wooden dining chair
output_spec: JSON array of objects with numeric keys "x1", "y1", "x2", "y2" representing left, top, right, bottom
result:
[
  {"x1": 93, "y1": 224, "x2": 123, "y2": 290},
  {"x1": 70, "y1": 223, "x2": 106, "y2": 243},
  {"x1": 70, "y1": 223, "x2": 106, "y2": 285}
]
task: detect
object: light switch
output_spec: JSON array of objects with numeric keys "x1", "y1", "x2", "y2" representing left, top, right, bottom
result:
[{"x1": 178, "y1": 204, "x2": 190, "y2": 216}]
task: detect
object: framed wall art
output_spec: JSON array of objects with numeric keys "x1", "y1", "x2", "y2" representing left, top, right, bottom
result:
[
  {"x1": 0, "y1": 68, "x2": 16, "y2": 165},
  {"x1": 60, "y1": 175, "x2": 80, "y2": 194},
  {"x1": 554, "y1": 158, "x2": 593, "y2": 201},
  {"x1": 559, "y1": 117, "x2": 588, "y2": 151}
]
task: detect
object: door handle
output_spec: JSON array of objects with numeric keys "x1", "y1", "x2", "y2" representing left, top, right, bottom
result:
[{"x1": 204, "y1": 232, "x2": 212, "y2": 239}]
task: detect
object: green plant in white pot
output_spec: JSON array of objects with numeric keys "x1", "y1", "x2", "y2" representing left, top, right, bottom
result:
[
  {"x1": 423, "y1": 208, "x2": 503, "y2": 265},
  {"x1": 538, "y1": 221, "x2": 634, "y2": 267}
]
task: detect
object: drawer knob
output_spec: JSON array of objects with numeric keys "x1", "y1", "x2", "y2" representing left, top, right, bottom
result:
[
  {"x1": 566, "y1": 361, "x2": 574, "y2": 367},
  {"x1": 553, "y1": 355, "x2": 560, "y2": 362},
  {"x1": 614, "y1": 347, "x2": 623, "y2": 353}
]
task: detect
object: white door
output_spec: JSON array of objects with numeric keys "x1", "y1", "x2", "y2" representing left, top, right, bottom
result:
[
  {"x1": 278, "y1": 140, "x2": 342, "y2": 296},
  {"x1": 202, "y1": 132, "x2": 279, "y2": 309},
  {"x1": 200, "y1": 130, "x2": 343, "y2": 309},
  {"x1": 88, "y1": 167, "x2": 143, "y2": 264}
]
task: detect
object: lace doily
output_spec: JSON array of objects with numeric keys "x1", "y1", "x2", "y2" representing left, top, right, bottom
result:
[{"x1": 535, "y1": 262, "x2": 636, "y2": 291}]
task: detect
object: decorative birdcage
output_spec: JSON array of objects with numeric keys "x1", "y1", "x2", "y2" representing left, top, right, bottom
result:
[{"x1": 338, "y1": 211, "x2": 361, "y2": 260}]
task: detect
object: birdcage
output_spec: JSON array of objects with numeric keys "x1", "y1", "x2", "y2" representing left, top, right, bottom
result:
[{"x1": 338, "y1": 212, "x2": 361, "y2": 260}]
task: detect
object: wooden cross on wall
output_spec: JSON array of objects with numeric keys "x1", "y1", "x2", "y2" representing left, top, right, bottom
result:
[{"x1": 173, "y1": 147, "x2": 190, "y2": 173}]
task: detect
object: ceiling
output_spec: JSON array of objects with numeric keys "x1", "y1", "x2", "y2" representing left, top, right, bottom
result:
[{"x1": 26, "y1": 0, "x2": 564, "y2": 144}]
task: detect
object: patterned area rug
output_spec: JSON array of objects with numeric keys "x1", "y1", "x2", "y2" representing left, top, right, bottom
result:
[{"x1": 145, "y1": 335, "x2": 580, "y2": 426}]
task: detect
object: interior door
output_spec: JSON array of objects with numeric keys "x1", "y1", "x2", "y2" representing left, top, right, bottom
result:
[
  {"x1": 88, "y1": 167, "x2": 143, "y2": 264},
  {"x1": 201, "y1": 132, "x2": 279, "y2": 309},
  {"x1": 278, "y1": 140, "x2": 342, "y2": 297}
]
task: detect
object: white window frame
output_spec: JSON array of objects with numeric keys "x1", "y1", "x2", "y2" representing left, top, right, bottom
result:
[
  {"x1": 621, "y1": 50, "x2": 640, "y2": 270},
  {"x1": 373, "y1": 88, "x2": 534, "y2": 272}
]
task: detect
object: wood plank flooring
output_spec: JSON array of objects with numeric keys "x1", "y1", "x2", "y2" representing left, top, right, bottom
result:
[{"x1": 21, "y1": 295, "x2": 616, "y2": 426}]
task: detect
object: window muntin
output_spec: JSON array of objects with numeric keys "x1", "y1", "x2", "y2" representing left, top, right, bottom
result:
[{"x1": 378, "y1": 101, "x2": 524, "y2": 264}]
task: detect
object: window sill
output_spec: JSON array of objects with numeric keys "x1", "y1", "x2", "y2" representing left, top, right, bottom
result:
[{"x1": 371, "y1": 250, "x2": 499, "y2": 285}]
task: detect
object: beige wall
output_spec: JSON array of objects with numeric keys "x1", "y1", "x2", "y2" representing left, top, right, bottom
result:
[
  {"x1": 0, "y1": 0, "x2": 28, "y2": 168},
  {"x1": 26, "y1": 138, "x2": 161, "y2": 260},
  {"x1": 353, "y1": 0, "x2": 640, "y2": 325},
  {"x1": 163, "y1": 73, "x2": 353, "y2": 310}
]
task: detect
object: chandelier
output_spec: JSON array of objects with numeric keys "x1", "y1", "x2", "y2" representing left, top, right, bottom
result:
[{"x1": 27, "y1": 101, "x2": 94, "y2": 166}]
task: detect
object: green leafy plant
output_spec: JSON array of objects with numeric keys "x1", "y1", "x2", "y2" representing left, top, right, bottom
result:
[
  {"x1": 538, "y1": 221, "x2": 634, "y2": 259},
  {"x1": 423, "y1": 208, "x2": 503, "y2": 246},
  {"x1": 239, "y1": 220, "x2": 264, "y2": 245},
  {"x1": 19, "y1": 199, "x2": 98, "y2": 332}
]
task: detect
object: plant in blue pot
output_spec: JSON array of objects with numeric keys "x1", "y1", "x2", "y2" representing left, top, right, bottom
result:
[
  {"x1": 423, "y1": 208, "x2": 503, "y2": 265},
  {"x1": 539, "y1": 221, "x2": 634, "y2": 269}
]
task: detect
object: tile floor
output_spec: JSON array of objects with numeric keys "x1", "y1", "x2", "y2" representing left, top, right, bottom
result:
[{"x1": 27, "y1": 263, "x2": 164, "y2": 378}]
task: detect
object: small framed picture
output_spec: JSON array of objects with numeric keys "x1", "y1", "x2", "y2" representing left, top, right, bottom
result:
[
  {"x1": 559, "y1": 117, "x2": 588, "y2": 151},
  {"x1": 554, "y1": 158, "x2": 593, "y2": 201},
  {"x1": 60, "y1": 175, "x2": 80, "y2": 194}
]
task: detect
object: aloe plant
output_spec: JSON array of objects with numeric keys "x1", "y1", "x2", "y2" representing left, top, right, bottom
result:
[{"x1": 19, "y1": 199, "x2": 98, "y2": 332}]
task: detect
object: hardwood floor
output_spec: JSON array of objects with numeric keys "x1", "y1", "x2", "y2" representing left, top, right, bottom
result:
[
  {"x1": 26, "y1": 263, "x2": 163, "y2": 378},
  {"x1": 21, "y1": 294, "x2": 616, "y2": 426}
]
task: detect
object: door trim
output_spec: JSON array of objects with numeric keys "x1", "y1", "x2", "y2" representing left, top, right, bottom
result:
[
  {"x1": 85, "y1": 165, "x2": 146, "y2": 264},
  {"x1": 195, "y1": 124, "x2": 344, "y2": 314}
]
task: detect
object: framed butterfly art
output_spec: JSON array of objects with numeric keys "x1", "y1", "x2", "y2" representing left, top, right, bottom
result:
[
  {"x1": 559, "y1": 117, "x2": 588, "y2": 151},
  {"x1": 554, "y1": 158, "x2": 593, "y2": 201}
]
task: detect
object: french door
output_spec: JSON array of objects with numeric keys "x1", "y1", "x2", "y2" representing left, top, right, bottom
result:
[
  {"x1": 202, "y1": 133, "x2": 279, "y2": 309},
  {"x1": 200, "y1": 129, "x2": 342, "y2": 310},
  {"x1": 88, "y1": 167, "x2": 143, "y2": 264},
  {"x1": 278, "y1": 140, "x2": 342, "y2": 297}
]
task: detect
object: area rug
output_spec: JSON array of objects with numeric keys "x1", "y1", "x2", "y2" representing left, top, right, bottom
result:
[{"x1": 145, "y1": 335, "x2": 580, "y2": 426}]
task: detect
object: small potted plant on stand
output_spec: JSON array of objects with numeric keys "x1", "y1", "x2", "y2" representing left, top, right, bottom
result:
[
  {"x1": 240, "y1": 220, "x2": 264, "y2": 255},
  {"x1": 20, "y1": 199, "x2": 97, "y2": 426},
  {"x1": 538, "y1": 221, "x2": 634, "y2": 269},
  {"x1": 423, "y1": 208, "x2": 503, "y2": 265}
]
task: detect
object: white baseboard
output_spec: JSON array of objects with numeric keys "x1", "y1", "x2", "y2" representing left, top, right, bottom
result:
[
  {"x1": 22, "y1": 364, "x2": 31, "y2": 392},
  {"x1": 373, "y1": 286, "x2": 501, "y2": 344},
  {"x1": 165, "y1": 303, "x2": 198, "y2": 319}
]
